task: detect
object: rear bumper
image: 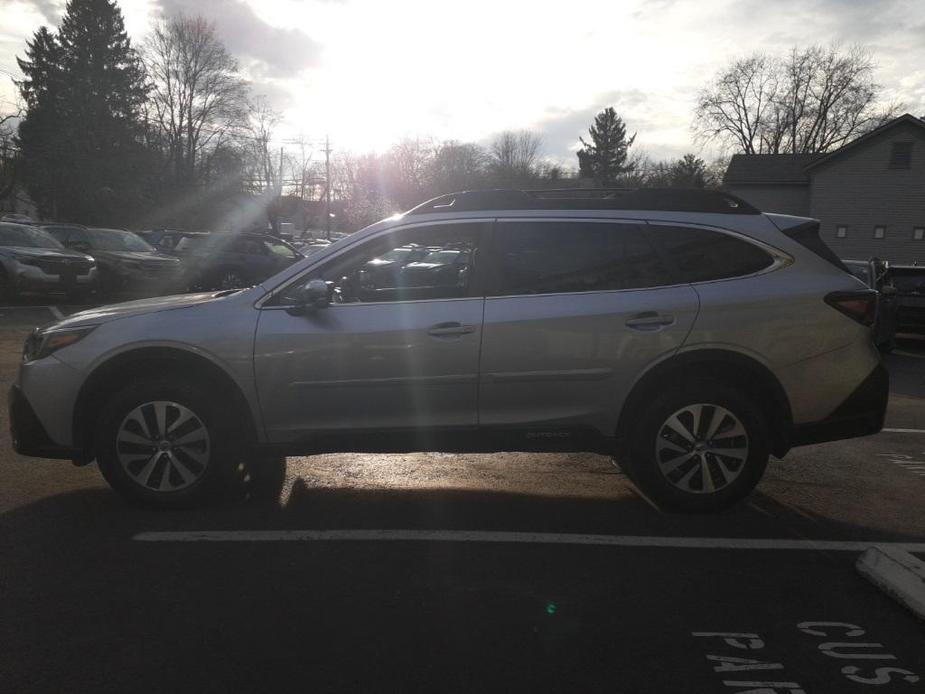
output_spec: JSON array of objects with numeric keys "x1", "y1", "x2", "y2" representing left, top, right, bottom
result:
[
  {"x1": 8, "y1": 385, "x2": 81, "y2": 459},
  {"x1": 790, "y1": 363, "x2": 888, "y2": 447}
]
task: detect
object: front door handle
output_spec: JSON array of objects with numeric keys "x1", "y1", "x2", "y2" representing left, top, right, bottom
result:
[
  {"x1": 625, "y1": 312, "x2": 676, "y2": 330},
  {"x1": 427, "y1": 321, "x2": 476, "y2": 337}
]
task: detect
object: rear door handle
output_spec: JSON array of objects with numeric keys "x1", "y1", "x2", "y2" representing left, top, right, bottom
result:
[
  {"x1": 427, "y1": 321, "x2": 476, "y2": 337},
  {"x1": 625, "y1": 312, "x2": 676, "y2": 330}
]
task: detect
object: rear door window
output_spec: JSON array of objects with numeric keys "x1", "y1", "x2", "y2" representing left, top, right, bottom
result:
[
  {"x1": 650, "y1": 225, "x2": 775, "y2": 283},
  {"x1": 489, "y1": 221, "x2": 669, "y2": 296}
]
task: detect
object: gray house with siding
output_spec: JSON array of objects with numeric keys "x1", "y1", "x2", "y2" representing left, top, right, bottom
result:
[{"x1": 723, "y1": 113, "x2": 925, "y2": 264}]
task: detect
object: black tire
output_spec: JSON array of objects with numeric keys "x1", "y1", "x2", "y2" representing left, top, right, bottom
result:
[
  {"x1": 234, "y1": 455, "x2": 287, "y2": 504},
  {"x1": 95, "y1": 376, "x2": 240, "y2": 509},
  {"x1": 623, "y1": 380, "x2": 769, "y2": 512}
]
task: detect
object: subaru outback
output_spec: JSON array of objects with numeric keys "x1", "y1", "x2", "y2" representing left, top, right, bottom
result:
[{"x1": 9, "y1": 189, "x2": 888, "y2": 511}]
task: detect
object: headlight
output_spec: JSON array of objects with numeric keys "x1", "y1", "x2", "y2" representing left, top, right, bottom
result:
[{"x1": 22, "y1": 325, "x2": 96, "y2": 362}]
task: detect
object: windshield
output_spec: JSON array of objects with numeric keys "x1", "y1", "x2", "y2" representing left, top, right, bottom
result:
[
  {"x1": 0, "y1": 223, "x2": 65, "y2": 249},
  {"x1": 87, "y1": 228, "x2": 155, "y2": 252},
  {"x1": 891, "y1": 270, "x2": 925, "y2": 293},
  {"x1": 266, "y1": 239, "x2": 299, "y2": 259}
]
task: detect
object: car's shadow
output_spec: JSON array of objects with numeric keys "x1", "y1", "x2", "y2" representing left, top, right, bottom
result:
[
  {"x1": 4, "y1": 473, "x2": 924, "y2": 694},
  {"x1": 3, "y1": 469, "x2": 921, "y2": 545}
]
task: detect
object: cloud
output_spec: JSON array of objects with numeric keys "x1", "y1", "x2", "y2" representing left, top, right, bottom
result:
[
  {"x1": 526, "y1": 89, "x2": 689, "y2": 164},
  {"x1": 155, "y1": 0, "x2": 321, "y2": 74},
  {"x1": 0, "y1": 0, "x2": 62, "y2": 23}
]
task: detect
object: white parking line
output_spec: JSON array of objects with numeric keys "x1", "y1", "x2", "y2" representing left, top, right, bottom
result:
[
  {"x1": 883, "y1": 428, "x2": 925, "y2": 434},
  {"x1": 132, "y1": 529, "x2": 925, "y2": 552}
]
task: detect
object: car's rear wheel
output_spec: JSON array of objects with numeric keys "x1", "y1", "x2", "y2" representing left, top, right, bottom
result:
[
  {"x1": 623, "y1": 380, "x2": 769, "y2": 512},
  {"x1": 96, "y1": 377, "x2": 237, "y2": 508}
]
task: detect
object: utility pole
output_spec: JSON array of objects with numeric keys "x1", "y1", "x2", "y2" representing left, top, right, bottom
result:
[
  {"x1": 276, "y1": 146, "x2": 284, "y2": 235},
  {"x1": 324, "y1": 135, "x2": 332, "y2": 240}
]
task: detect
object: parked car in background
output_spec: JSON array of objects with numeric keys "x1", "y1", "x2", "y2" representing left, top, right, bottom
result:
[
  {"x1": 302, "y1": 241, "x2": 332, "y2": 256},
  {"x1": 359, "y1": 244, "x2": 429, "y2": 287},
  {"x1": 183, "y1": 232, "x2": 303, "y2": 290},
  {"x1": 45, "y1": 225, "x2": 182, "y2": 297},
  {"x1": 398, "y1": 247, "x2": 471, "y2": 290},
  {"x1": 137, "y1": 229, "x2": 210, "y2": 257},
  {"x1": 843, "y1": 258, "x2": 898, "y2": 352},
  {"x1": 0, "y1": 222, "x2": 97, "y2": 300},
  {"x1": 890, "y1": 264, "x2": 925, "y2": 336},
  {"x1": 1, "y1": 213, "x2": 37, "y2": 225}
]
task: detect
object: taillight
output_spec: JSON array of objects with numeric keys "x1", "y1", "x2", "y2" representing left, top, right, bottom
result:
[{"x1": 825, "y1": 290, "x2": 877, "y2": 326}]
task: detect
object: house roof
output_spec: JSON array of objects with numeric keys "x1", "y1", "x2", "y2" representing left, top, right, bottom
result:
[
  {"x1": 805, "y1": 113, "x2": 925, "y2": 171},
  {"x1": 723, "y1": 153, "x2": 822, "y2": 185},
  {"x1": 723, "y1": 113, "x2": 925, "y2": 185}
]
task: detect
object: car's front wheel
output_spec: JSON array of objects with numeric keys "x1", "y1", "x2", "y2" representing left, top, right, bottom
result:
[
  {"x1": 623, "y1": 380, "x2": 769, "y2": 512},
  {"x1": 95, "y1": 377, "x2": 235, "y2": 508}
]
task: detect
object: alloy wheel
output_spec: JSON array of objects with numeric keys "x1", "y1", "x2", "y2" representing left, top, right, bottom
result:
[
  {"x1": 116, "y1": 401, "x2": 211, "y2": 492},
  {"x1": 655, "y1": 403, "x2": 749, "y2": 494}
]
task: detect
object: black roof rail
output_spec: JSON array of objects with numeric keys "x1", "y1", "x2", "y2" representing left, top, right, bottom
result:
[{"x1": 406, "y1": 188, "x2": 760, "y2": 215}]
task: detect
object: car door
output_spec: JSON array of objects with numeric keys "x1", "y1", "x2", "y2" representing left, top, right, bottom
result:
[
  {"x1": 253, "y1": 221, "x2": 487, "y2": 443},
  {"x1": 478, "y1": 218, "x2": 699, "y2": 435}
]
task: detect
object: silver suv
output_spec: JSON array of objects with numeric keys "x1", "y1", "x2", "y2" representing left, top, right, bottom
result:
[{"x1": 10, "y1": 189, "x2": 887, "y2": 511}]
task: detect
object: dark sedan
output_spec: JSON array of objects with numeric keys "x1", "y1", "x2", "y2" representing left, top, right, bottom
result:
[
  {"x1": 45, "y1": 225, "x2": 183, "y2": 297},
  {"x1": 183, "y1": 232, "x2": 303, "y2": 290},
  {"x1": 844, "y1": 258, "x2": 898, "y2": 351}
]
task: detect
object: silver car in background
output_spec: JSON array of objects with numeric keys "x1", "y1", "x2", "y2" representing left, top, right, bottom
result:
[
  {"x1": 10, "y1": 189, "x2": 887, "y2": 511},
  {"x1": 0, "y1": 222, "x2": 98, "y2": 300}
]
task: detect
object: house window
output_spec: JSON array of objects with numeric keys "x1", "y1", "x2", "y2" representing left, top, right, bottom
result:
[
  {"x1": 888, "y1": 141, "x2": 913, "y2": 169},
  {"x1": 915, "y1": 227, "x2": 924, "y2": 240},
  {"x1": 873, "y1": 226, "x2": 885, "y2": 239},
  {"x1": 836, "y1": 225, "x2": 848, "y2": 238}
]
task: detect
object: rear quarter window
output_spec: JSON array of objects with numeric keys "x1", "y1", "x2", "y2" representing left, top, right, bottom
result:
[{"x1": 651, "y1": 225, "x2": 775, "y2": 283}]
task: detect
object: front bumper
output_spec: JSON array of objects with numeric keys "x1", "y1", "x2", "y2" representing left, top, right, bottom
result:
[
  {"x1": 9, "y1": 385, "x2": 81, "y2": 459},
  {"x1": 790, "y1": 363, "x2": 889, "y2": 447},
  {"x1": 12, "y1": 265, "x2": 99, "y2": 293}
]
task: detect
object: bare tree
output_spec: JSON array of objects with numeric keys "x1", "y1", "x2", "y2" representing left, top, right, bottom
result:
[
  {"x1": 695, "y1": 45, "x2": 900, "y2": 154},
  {"x1": 242, "y1": 96, "x2": 281, "y2": 192},
  {"x1": 489, "y1": 130, "x2": 542, "y2": 184},
  {"x1": 382, "y1": 138, "x2": 434, "y2": 208},
  {"x1": 144, "y1": 15, "x2": 248, "y2": 186},
  {"x1": 427, "y1": 140, "x2": 487, "y2": 195}
]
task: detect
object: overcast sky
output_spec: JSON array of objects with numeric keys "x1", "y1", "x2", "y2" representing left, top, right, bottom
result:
[{"x1": 1, "y1": 0, "x2": 924, "y2": 165}]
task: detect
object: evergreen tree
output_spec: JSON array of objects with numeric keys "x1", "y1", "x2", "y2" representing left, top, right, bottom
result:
[
  {"x1": 669, "y1": 153, "x2": 710, "y2": 188},
  {"x1": 577, "y1": 107, "x2": 636, "y2": 186},
  {"x1": 17, "y1": 0, "x2": 151, "y2": 224}
]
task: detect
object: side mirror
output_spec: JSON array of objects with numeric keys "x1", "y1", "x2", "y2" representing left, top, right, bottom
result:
[{"x1": 293, "y1": 279, "x2": 332, "y2": 310}]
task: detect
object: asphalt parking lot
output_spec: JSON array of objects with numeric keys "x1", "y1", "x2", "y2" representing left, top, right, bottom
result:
[{"x1": 1, "y1": 304, "x2": 924, "y2": 693}]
